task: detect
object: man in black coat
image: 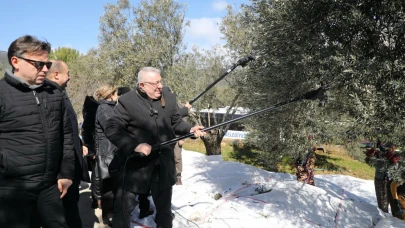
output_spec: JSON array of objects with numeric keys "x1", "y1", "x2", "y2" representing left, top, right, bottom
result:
[
  {"x1": 0, "y1": 35, "x2": 74, "y2": 228},
  {"x1": 46, "y1": 59, "x2": 91, "y2": 228},
  {"x1": 105, "y1": 67, "x2": 205, "y2": 228}
]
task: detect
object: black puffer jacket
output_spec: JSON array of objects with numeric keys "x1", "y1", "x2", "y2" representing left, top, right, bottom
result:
[
  {"x1": 0, "y1": 70, "x2": 74, "y2": 190},
  {"x1": 95, "y1": 99, "x2": 118, "y2": 180},
  {"x1": 47, "y1": 79, "x2": 90, "y2": 184},
  {"x1": 105, "y1": 87, "x2": 192, "y2": 193}
]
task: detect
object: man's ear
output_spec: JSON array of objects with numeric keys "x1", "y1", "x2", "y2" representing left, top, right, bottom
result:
[
  {"x1": 54, "y1": 72, "x2": 59, "y2": 79},
  {"x1": 139, "y1": 82, "x2": 145, "y2": 91},
  {"x1": 10, "y1": 56, "x2": 19, "y2": 70}
]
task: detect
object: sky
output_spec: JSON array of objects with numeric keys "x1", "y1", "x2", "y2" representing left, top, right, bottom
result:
[
  {"x1": 0, "y1": 0, "x2": 249, "y2": 54},
  {"x1": 120, "y1": 149, "x2": 404, "y2": 228}
]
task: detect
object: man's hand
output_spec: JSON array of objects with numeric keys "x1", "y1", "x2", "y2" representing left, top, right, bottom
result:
[
  {"x1": 58, "y1": 179, "x2": 73, "y2": 198},
  {"x1": 184, "y1": 102, "x2": 192, "y2": 110},
  {"x1": 82, "y1": 145, "x2": 88, "y2": 156},
  {"x1": 190, "y1": 126, "x2": 205, "y2": 138},
  {"x1": 134, "y1": 143, "x2": 152, "y2": 156},
  {"x1": 178, "y1": 140, "x2": 185, "y2": 147}
]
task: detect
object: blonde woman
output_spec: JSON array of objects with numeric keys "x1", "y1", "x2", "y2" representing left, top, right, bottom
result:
[{"x1": 93, "y1": 84, "x2": 119, "y2": 226}]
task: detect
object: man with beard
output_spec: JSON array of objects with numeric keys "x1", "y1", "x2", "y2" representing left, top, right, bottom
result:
[{"x1": 46, "y1": 59, "x2": 91, "y2": 228}]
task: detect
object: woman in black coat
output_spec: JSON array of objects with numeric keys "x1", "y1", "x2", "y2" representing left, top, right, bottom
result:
[
  {"x1": 93, "y1": 84, "x2": 120, "y2": 226},
  {"x1": 95, "y1": 86, "x2": 131, "y2": 183}
]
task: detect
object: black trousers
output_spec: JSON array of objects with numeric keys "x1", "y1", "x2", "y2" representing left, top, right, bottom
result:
[
  {"x1": 63, "y1": 181, "x2": 82, "y2": 228},
  {"x1": 112, "y1": 167, "x2": 173, "y2": 228},
  {"x1": 101, "y1": 177, "x2": 115, "y2": 224},
  {"x1": 0, "y1": 184, "x2": 68, "y2": 228},
  {"x1": 150, "y1": 184, "x2": 173, "y2": 228}
]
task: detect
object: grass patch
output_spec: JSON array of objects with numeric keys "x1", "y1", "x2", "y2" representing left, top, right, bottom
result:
[
  {"x1": 313, "y1": 145, "x2": 375, "y2": 180},
  {"x1": 183, "y1": 138, "x2": 240, "y2": 161},
  {"x1": 183, "y1": 138, "x2": 266, "y2": 169},
  {"x1": 183, "y1": 139, "x2": 375, "y2": 180}
]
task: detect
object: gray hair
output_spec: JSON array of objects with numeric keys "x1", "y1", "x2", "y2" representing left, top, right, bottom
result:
[{"x1": 138, "y1": 67, "x2": 161, "y2": 84}]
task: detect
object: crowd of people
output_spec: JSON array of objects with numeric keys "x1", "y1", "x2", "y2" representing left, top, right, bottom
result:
[
  {"x1": 0, "y1": 35, "x2": 204, "y2": 228},
  {"x1": 2, "y1": 34, "x2": 404, "y2": 228}
]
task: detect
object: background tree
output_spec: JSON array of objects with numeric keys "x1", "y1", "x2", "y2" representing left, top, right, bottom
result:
[
  {"x1": 62, "y1": 0, "x2": 188, "y2": 122},
  {"x1": 220, "y1": 0, "x2": 405, "y2": 169},
  {"x1": 165, "y1": 46, "x2": 242, "y2": 155},
  {"x1": 0, "y1": 51, "x2": 9, "y2": 74},
  {"x1": 66, "y1": 49, "x2": 111, "y2": 122},
  {"x1": 220, "y1": 5, "x2": 256, "y2": 59},
  {"x1": 97, "y1": 0, "x2": 188, "y2": 85},
  {"x1": 49, "y1": 47, "x2": 80, "y2": 63}
]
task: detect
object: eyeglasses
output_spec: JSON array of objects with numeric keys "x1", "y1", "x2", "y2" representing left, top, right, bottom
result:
[
  {"x1": 17, "y1": 56, "x2": 52, "y2": 70},
  {"x1": 143, "y1": 80, "x2": 163, "y2": 87}
]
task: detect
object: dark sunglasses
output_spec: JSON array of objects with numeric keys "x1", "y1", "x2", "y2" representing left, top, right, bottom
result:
[{"x1": 17, "y1": 56, "x2": 52, "y2": 70}]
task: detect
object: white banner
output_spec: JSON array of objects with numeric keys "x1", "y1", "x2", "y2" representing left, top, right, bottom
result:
[{"x1": 224, "y1": 130, "x2": 249, "y2": 140}]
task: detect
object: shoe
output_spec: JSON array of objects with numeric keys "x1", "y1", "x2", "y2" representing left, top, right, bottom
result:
[
  {"x1": 139, "y1": 208, "x2": 154, "y2": 219},
  {"x1": 176, "y1": 177, "x2": 182, "y2": 185}
]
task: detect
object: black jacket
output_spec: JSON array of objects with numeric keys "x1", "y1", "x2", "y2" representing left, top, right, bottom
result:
[
  {"x1": 178, "y1": 104, "x2": 189, "y2": 118},
  {"x1": 81, "y1": 96, "x2": 99, "y2": 156},
  {"x1": 47, "y1": 80, "x2": 90, "y2": 184},
  {"x1": 0, "y1": 70, "x2": 75, "y2": 190},
  {"x1": 95, "y1": 99, "x2": 118, "y2": 180},
  {"x1": 105, "y1": 87, "x2": 192, "y2": 193}
]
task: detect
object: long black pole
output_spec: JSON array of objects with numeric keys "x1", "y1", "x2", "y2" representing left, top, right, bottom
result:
[
  {"x1": 188, "y1": 55, "x2": 255, "y2": 105},
  {"x1": 158, "y1": 87, "x2": 324, "y2": 148}
]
